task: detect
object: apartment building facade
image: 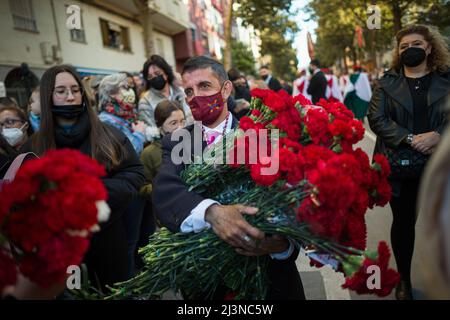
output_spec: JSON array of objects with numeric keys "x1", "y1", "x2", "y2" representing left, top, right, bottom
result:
[{"x1": 0, "y1": 0, "x2": 190, "y2": 105}]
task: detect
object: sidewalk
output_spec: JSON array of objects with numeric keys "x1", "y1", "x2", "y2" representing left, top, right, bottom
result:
[{"x1": 295, "y1": 122, "x2": 427, "y2": 300}]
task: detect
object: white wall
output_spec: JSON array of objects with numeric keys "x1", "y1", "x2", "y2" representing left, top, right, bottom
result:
[
  {"x1": 0, "y1": 0, "x2": 148, "y2": 73},
  {"x1": 153, "y1": 30, "x2": 175, "y2": 68},
  {"x1": 54, "y1": 0, "x2": 146, "y2": 73},
  {"x1": 0, "y1": 0, "x2": 183, "y2": 76}
]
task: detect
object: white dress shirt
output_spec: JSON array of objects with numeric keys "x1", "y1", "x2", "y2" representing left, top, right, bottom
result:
[{"x1": 180, "y1": 112, "x2": 294, "y2": 260}]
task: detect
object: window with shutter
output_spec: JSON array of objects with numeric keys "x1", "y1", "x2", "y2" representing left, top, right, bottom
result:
[
  {"x1": 99, "y1": 18, "x2": 131, "y2": 52},
  {"x1": 9, "y1": 0, "x2": 38, "y2": 32}
]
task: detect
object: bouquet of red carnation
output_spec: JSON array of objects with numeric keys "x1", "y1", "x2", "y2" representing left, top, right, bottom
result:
[
  {"x1": 0, "y1": 149, "x2": 110, "y2": 293},
  {"x1": 104, "y1": 90, "x2": 399, "y2": 300}
]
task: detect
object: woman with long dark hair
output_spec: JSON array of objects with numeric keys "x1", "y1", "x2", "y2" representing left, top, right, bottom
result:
[
  {"x1": 22, "y1": 65, "x2": 145, "y2": 290},
  {"x1": 138, "y1": 55, "x2": 193, "y2": 141},
  {"x1": 368, "y1": 25, "x2": 450, "y2": 300}
]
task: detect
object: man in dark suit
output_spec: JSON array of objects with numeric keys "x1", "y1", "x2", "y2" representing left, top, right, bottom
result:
[
  {"x1": 153, "y1": 56, "x2": 305, "y2": 300},
  {"x1": 307, "y1": 59, "x2": 328, "y2": 104},
  {"x1": 259, "y1": 65, "x2": 283, "y2": 92}
]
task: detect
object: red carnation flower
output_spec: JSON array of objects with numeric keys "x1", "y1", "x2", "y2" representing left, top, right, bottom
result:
[
  {"x1": 279, "y1": 148, "x2": 304, "y2": 184},
  {"x1": 271, "y1": 111, "x2": 301, "y2": 140},
  {"x1": 263, "y1": 92, "x2": 288, "y2": 113},
  {"x1": 0, "y1": 149, "x2": 106, "y2": 289},
  {"x1": 293, "y1": 94, "x2": 312, "y2": 106},
  {"x1": 369, "y1": 181, "x2": 392, "y2": 208},
  {"x1": 250, "y1": 158, "x2": 280, "y2": 186},
  {"x1": 280, "y1": 138, "x2": 303, "y2": 153},
  {"x1": 251, "y1": 109, "x2": 262, "y2": 117},
  {"x1": 19, "y1": 234, "x2": 89, "y2": 288},
  {"x1": 327, "y1": 154, "x2": 364, "y2": 181},
  {"x1": 239, "y1": 116, "x2": 257, "y2": 131},
  {"x1": 340, "y1": 212, "x2": 367, "y2": 250},
  {"x1": 6, "y1": 206, "x2": 56, "y2": 252},
  {"x1": 277, "y1": 89, "x2": 295, "y2": 109},
  {"x1": 300, "y1": 145, "x2": 335, "y2": 173},
  {"x1": 250, "y1": 88, "x2": 270, "y2": 100},
  {"x1": 342, "y1": 241, "x2": 400, "y2": 297},
  {"x1": 303, "y1": 108, "x2": 332, "y2": 145},
  {"x1": 349, "y1": 119, "x2": 365, "y2": 144},
  {"x1": 328, "y1": 119, "x2": 352, "y2": 140},
  {"x1": 319, "y1": 100, "x2": 355, "y2": 122},
  {"x1": 373, "y1": 154, "x2": 391, "y2": 179}
]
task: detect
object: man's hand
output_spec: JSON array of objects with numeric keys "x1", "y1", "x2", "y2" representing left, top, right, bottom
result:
[
  {"x1": 234, "y1": 100, "x2": 250, "y2": 113},
  {"x1": 205, "y1": 204, "x2": 264, "y2": 251},
  {"x1": 411, "y1": 131, "x2": 440, "y2": 154},
  {"x1": 235, "y1": 235, "x2": 290, "y2": 257}
]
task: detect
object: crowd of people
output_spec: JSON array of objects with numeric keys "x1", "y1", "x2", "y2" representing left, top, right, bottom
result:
[{"x1": 1, "y1": 23, "x2": 449, "y2": 300}]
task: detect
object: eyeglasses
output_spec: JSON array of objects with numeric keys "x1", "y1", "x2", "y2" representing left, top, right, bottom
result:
[
  {"x1": 0, "y1": 118, "x2": 25, "y2": 129},
  {"x1": 53, "y1": 86, "x2": 83, "y2": 99}
]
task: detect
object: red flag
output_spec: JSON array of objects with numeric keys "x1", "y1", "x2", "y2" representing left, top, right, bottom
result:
[
  {"x1": 307, "y1": 31, "x2": 315, "y2": 59},
  {"x1": 354, "y1": 26, "x2": 365, "y2": 48}
]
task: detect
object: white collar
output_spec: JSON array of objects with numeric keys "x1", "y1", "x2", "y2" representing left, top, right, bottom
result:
[{"x1": 264, "y1": 75, "x2": 272, "y2": 84}]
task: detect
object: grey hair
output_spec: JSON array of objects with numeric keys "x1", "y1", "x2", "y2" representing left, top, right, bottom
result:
[{"x1": 98, "y1": 73, "x2": 128, "y2": 105}]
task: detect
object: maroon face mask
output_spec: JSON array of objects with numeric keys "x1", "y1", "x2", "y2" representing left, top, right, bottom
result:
[{"x1": 188, "y1": 91, "x2": 224, "y2": 126}]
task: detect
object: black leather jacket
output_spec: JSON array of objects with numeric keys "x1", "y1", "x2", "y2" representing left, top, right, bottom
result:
[{"x1": 368, "y1": 68, "x2": 449, "y2": 156}]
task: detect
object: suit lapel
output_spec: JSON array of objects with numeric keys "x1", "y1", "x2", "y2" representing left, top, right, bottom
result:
[
  {"x1": 188, "y1": 124, "x2": 206, "y2": 161},
  {"x1": 231, "y1": 116, "x2": 238, "y2": 129}
]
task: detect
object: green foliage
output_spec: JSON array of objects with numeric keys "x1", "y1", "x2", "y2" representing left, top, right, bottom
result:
[
  {"x1": 231, "y1": 0, "x2": 299, "y2": 80},
  {"x1": 260, "y1": 27, "x2": 298, "y2": 81},
  {"x1": 306, "y1": 0, "x2": 447, "y2": 69},
  {"x1": 235, "y1": 0, "x2": 293, "y2": 31},
  {"x1": 414, "y1": 0, "x2": 450, "y2": 36}
]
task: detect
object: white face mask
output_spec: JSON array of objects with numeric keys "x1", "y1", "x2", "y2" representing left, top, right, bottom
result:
[{"x1": 2, "y1": 124, "x2": 26, "y2": 147}]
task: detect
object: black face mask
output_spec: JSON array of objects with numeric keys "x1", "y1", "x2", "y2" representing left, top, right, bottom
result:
[
  {"x1": 261, "y1": 75, "x2": 269, "y2": 80},
  {"x1": 234, "y1": 84, "x2": 252, "y2": 101},
  {"x1": 400, "y1": 47, "x2": 427, "y2": 67},
  {"x1": 236, "y1": 83, "x2": 248, "y2": 90},
  {"x1": 148, "y1": 75, "x2": 167, "y2": 90},
  {"x1": 52, "y1": 103, "x2": 87, "y2": 119}
]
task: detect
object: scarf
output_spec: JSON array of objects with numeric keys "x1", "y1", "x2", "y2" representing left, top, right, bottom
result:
[
  {"x1": 54, "y1": 111, "x2": 91, "y2": 149},
  {"x1": 102, "y1": 98, "x2": 137, "y2": 124}
]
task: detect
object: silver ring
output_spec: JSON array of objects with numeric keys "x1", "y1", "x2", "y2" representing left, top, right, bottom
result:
[{"x1": 243, "y1": 235, "x2": 251, "y2": 242}]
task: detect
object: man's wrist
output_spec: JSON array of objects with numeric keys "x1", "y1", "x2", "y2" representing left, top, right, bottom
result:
[
  {"x1": 205, "y1": 204, "x2": 220, "y2": 223},
  {"x1": 273, "y1": 238, "x2": 290, "y2": 254}
]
